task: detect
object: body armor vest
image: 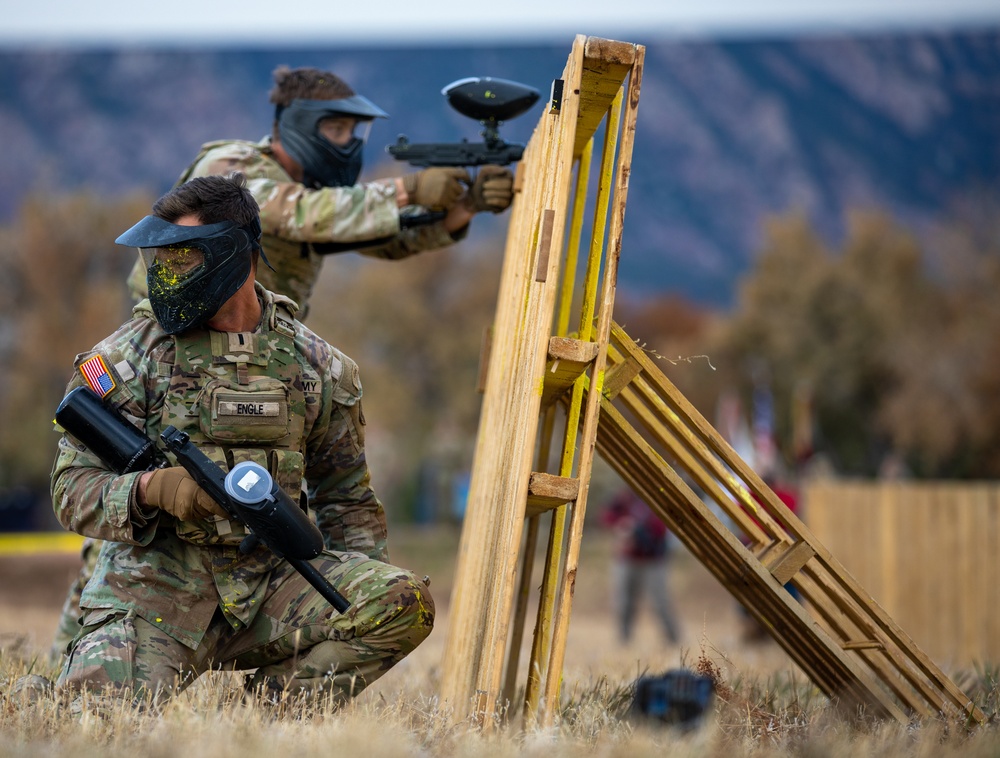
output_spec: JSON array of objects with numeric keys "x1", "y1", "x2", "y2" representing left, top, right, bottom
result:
[{"x1": 160, "y1": 299, "x2": 307, "y2": 547}]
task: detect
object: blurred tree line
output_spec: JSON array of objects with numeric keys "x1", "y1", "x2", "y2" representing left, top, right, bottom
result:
[
  {"x1": 624, "y1": 200, "x2": 1000, "y2": 479},
  {"x1": 1, "y1": 190, "x2": 998, "y2": 529},
  {"x1": 0, "y1": 189, "x2": 151, "y2": 526}
]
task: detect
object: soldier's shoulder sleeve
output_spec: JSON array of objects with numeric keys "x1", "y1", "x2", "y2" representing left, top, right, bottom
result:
[
  {"x1": 184, "y1": 140, "x2": 275, "y2": 182},
  {"x1": 328, "y1": 347, "x2": 362, "y2": 408},
  {"x1": 293, "y1": 324, "x2": 361, "y2": 408},
  {"x1": 69, "y1": 314, "x2": 172, "y2": 408}
]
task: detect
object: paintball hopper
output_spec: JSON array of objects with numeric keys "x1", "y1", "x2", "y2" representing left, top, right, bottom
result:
[
  {"x1": 55, "y1": 386, "x2": 157, "y2": 475},
  {"x1": 443, "y1": 76, "x2": 541, "y2": 125}
]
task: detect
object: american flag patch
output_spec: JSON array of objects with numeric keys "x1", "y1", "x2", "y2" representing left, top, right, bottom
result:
[{"x1": 79, "y1": 354, "x2": 116, "y2": 397}]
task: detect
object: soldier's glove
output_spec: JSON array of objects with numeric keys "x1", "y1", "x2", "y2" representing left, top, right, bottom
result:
[
  {"x1": 464, "y1": 165, "x2": 515, "y2": 213},
  {"x1": 144, "y1": 466, "x2": 227, "y2": 522},
  {"x1": 402, "y1": 167, "x2": 471, "y2": 210}
]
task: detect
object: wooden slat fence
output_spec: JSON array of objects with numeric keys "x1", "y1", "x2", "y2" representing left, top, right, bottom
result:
[{"x1": 806, "y1": 480, "x2": 1000, "y2": 668}]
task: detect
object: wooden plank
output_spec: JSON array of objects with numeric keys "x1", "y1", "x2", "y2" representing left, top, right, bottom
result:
[
  {"x1": 525, "y1": 472, "x2": 580, "y2": 517},
  {"x1": 574, "y1": 37, "x2": 637, "y2": 158},
  {"x1": 765, "y1": 540, "x2": 816, "y2": 585},
  {"x1": 988, "y1": 487, "x2": 1000, "y2": 663},
  {"x1": 608, "y1": 321, "x2": 982, "y2": 720},
  {"x1": 476, "y1": 325, "x2": 493, "y2": 394},
  {"x1": 591, "y1": 396, "x2": 907, "y2": 721},
  {"x1": 843, "y1": 641, "x2": 886, "y2": 651},
  {"x1": 533, "y1": 209, "x2": 555, "y2": 282},
  {"x1": 540, "y1": 46, "x2": 644, "y2": 726},
  {"x1": 539, "y1": 337, "x2": 599, "y2": 409},
  {"x1": 438, "y1": 34, "x2": 585, "y2": 723},
  {"x1": 878, "y1": 483, "x2": 898, "y2": 630},
  {"x1": 601, "y1": 353, "x2": 642, "y2": 400}
]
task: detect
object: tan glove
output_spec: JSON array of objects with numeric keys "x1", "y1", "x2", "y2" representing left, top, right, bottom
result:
[
  {"x1": 402, "y1": 167, "x2": 470, "y2": 210},
  {"x1": 464, "y1": 165, "x2": 515, "y2": 213},
  {"x1": 142, "y1": 466, "x2": 227, "y2": 522}
]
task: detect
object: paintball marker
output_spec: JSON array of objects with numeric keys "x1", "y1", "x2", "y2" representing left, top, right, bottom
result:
[
  {"x1": 54, "y1": 385, "x2": 350, "y2": 613},
  {"x1": 387, "y1": 76, "x2": 540, "y2": 169}
]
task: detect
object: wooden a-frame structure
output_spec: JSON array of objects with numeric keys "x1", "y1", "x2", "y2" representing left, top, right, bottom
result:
[{"x1": 438, "y1": 34, "x2": 984, "y2": 729}]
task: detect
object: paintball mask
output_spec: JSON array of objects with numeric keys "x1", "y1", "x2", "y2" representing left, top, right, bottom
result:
[
  {"x1": 116, "y1": 215, "x2": 262, "y2": 335},
  {"x1": 276, "y1": 94, "x2": 388, "y2": 188}
]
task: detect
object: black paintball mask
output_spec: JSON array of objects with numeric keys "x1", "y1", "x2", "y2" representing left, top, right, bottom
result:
[
  {"x1": 116, "y1": 215, "x2": 262, "y2": 335},
  {"x1": 276, "y1": 94, "x2": 388, "y2": 188}
]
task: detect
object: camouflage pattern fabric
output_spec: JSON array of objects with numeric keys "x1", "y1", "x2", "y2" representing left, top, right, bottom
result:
[
  {"x1": 125, "y1": 138, "x2": 466, "y2": 318},
  {"x1": 57, "y1": 552, "x2": 433, "y2": 704},
  {"x1": 59, "y1": 135, "x2": 467, "y2": 651},
  {"x1": 51, "y1": 537, "x2": 99, "y2": 658},
  {"x1": 51, "y1": 283, "x2": 432, "y2": 700}
]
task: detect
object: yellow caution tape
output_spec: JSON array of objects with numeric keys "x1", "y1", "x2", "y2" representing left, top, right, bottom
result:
[{"x1": 0, "y1": 532, "x2": 86, "y2": 555}]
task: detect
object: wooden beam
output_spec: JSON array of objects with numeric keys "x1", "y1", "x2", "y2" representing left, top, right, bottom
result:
[
  {"x1": 540, "y1": 337, "x2": 599, "y2": 409},
  {"x1": 764, "y1": 541, "x2": 816, "y2": 585},
  {"x1": 525, "y1": 472, "x2": 580, "y2": 517}
]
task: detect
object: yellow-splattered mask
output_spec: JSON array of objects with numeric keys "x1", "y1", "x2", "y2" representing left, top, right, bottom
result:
[{"x1": 116, "y1": 215, "x2": 261, "y2": 334}]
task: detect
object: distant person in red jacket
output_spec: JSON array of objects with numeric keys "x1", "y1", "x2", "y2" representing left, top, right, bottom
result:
[{"x1": 600, "y1": 488, "x2": 682, "y2": 645}]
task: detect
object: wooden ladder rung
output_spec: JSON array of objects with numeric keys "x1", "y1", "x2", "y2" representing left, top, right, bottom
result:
[
  {"x1": 540, "y1": 337, "x2": 599, "y2": 408},
  {"x1": 525, "y1": 472, "x2": 580, "y2": 517},
  {"x1": 762, "y1": 540, "x2": 816, "y2": 586},
  {"x1": 842, "y1": 640, "x2": 885, "y2": 651},
  {"x1": 602, "y1": 354, "x2": 642, "y2": 400}
]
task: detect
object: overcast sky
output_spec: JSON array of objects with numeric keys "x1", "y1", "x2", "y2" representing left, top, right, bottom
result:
[{"x1": 4, "y1": 0, "x2": 1000, "y2": 46}]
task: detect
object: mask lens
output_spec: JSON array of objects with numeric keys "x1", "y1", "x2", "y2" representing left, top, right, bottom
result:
[
  {"x1": 149, "y1": 245, "x2": 205, "y2": 283},
  {"x1": 355, "y1": 119, "x2": 373, "y2": 145},
  {"x1": 317, "y1": 116, "x2": 359, "y2": 147}
]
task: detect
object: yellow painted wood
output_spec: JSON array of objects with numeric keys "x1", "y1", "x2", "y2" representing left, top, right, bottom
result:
[
  {"x1": 510, "y1": 406, "x2": 557, "y2": 717},
  {"x1": 440, "y1": 30, "x2": 982, "y2": 731},
  {"x1": 438, "y1": 34, "x2": 588, "y2": 724},
  {"x1": 556, "y1": 139, "x2": 594, "y2": 338},
  {"x1": 541, "y1": 60, "x2": 640, "y2": 725}
]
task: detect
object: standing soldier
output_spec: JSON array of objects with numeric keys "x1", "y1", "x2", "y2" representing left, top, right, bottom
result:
[{"x1": 125, "y1": 64, "x2": 514, "y2": 318}]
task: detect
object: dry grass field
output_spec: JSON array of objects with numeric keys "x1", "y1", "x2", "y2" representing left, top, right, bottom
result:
[{"x1": 2, "y1": 526, "x2": 998, "y2": 756}]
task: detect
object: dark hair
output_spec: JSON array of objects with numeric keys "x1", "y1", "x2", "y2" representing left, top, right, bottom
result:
[
  {"x1": 152, "y1": 173, "x2": 259, "y2": 228},
  {"x1": 268, "y1": 65, "x2": 355, "y2": 108}
]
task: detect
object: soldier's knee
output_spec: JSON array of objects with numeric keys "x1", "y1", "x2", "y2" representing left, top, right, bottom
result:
[
  {"x1": 57, "y1": 609, "x2": 183, "y2": 701},
  {"x1": 58, "y1": 610, "x2": 139, "y2": 694},
  {"x1": 369, "y1": 566, "x2": 435, "y2": 647}
]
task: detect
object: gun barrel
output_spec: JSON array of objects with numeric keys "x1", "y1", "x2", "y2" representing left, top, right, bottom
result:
[
  {"x1": 288, "y1": 557, "x2": 351, "y2": 613},
  {"x1": 387, "y1": 137, "x2": 524, "y2": 168}
]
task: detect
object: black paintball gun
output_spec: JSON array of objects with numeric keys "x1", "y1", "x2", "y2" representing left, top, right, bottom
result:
[
  {"x1": 387, "y1": 76, "x2": 540, "y2": 170},
  {"x1": 54, "y1": 385, "x2": 350, "y2": 613},
  {"x1": 386, "y1": 77, "x2": 539, "y2": 228}
]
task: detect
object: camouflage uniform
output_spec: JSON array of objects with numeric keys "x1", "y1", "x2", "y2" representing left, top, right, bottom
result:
[
  {"x1": 125, "y1": 137, "x2": 467, "y2": 317},
  {"x1": 51, "y1": 284, "x2": 434, "y2": 703},
  {"x1": 54, "y1": 138, "x2": 461, "y2": 658}
]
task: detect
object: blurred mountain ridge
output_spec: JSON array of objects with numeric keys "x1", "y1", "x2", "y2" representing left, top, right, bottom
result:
[{"x1": 1, "y1": 28, "x2": 997, "y2": 306}]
